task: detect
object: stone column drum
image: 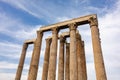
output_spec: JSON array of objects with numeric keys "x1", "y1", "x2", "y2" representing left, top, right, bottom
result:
[
  {"x1": 81, "y1": 41, "x2": 87, "y2": 80},
  {"x1": 69, "y1": 23, "x2": 78, "y2": 80},
  {"x1": 58, "y1": 36, "x2": 65, "y2": 80},
  {"x1": 28, "y1": 31, "x2": 43, "y2": 80},
  {"x1": 47, "y1": 28, "x2": 58, "y2": 80},
  {"x1": 65, "y1": 43, "x2": 70, "y2": 80},
  {"x1": 76, "y1": 33, "x2": 87, "y2": 80},
  {"x1": 76, "y1": 33, "x2": 83, "y2": 80},
  {"x1": 41, "y1": 38, "x2": 52, "y2": 80},
  {"x1": 15, "y1": 43, "x2": 28, "y2": 80},
  {"x1": 89, "y1": 17, "x2": 107, "y2": 80}
]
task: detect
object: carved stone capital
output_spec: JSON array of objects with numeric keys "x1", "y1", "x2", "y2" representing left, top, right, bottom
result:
[
  {"x1": 68, "y1": 23, "x2": 77, "y2": 31},
  {"x1": 66, "y1": 43, "x2": 70, "y2": 48},
  {"x1": 51, "y1": 27, "x2": 59, "y2": 34},
  {"x1": 60, "y1": 35, "x2": 65, "y2": 42},
  {"x1": 37, "y1": 30, "x2": 43, "y2": 37},
  {"x1": 88, "y1": 17, "x2": 98, "y2": 27},
  {"x1": 76, "y1": 33, "x2": 81, "y2": 40},
  {"x1": 23, "y1": 43, "x2": 28, "y2": 49},
  {"x1": 45, "y1": 38, "x2": 52, "y2": 45}
]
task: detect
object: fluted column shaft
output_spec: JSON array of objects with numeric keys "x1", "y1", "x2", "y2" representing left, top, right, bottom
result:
[
  {"x1": 89, "y1": 17, "x2": 107, "y2": 80},
  {"x1": 42, "y1": 38, "x2": 52, "y2": 80},
  {"x1": 76, "y1": 33, "x2": 87, "y2": 80},
  {"x1": 81, "y1": 41, "x2": 87, "y2": 80},
  {"x1": 48, "y1": 28, "x2": 58, "y2": 80},
  {"x1": 65, "y1": 43, "x2": 70, "y2": 80},
  {"x1": 58, "y1": 36, "x2": 65, "y2": 80},
  {"x1": 28, "y1": 31, "x2": 43, "y2": 80},
  {"x1": 76, "y1": 33, "x2": 82, "y2": 80},
  {"x1": 15, "y1": 43, "x2": 28, "y2": 80},
  {"x1": 69, "y1": 23, "x2": 77, "y2": 80}
]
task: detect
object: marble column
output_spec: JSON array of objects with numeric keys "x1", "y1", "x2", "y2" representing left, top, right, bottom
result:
[
  {"x1": 15, "y1": 43, "x2": 28, "y2": 80},
  {"x1": 81, "y1": 41, "x2": 87, "y2": 80},
  {"x1": 58, "y1": 35, "x2": 65, "y2": 80},
  {"x1": 28, "y1": 30, "x2": 43, "y2": 80},
  {"x1": 89, "y1": 17, "x2": 107, "y2": 80},
  {"x1": 69, "y1": 23, "x2": 77, "y2": 80},
  {"x1": 42, "y1": 38, "x2": 52, "y2": 80},
  {"x1": 47, "y1": 28, "x2": 58, "y2": 80},
  {"x1": 76, "y1": 33, "x2": 87, "y2": 80},
  {"x1": 76, "y1": 33, "x2": 82, "y2": 80},
  {"x1": 65, "y1": 43, "x2": 70, "y2": 80}
]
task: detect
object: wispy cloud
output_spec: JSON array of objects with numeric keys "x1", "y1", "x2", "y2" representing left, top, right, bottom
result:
[
  {"x1": 98, "y1": 1, "x2": 120, "y2": 79},
  {"x1": 0, "y1": 11, "x2": 41, "y2": 41},
  {"x1": 0, "y1": 0, "x2": 120, "y2": 80},
  {"x1": 1, "y1": 0, "x2": 108, "y2": 23},
  {"x1": 0, "y1": 64, "x2": 43, "y2": 80},
  {"x1": 0, "y1": 61, "x2": 29, "y2": 69}
]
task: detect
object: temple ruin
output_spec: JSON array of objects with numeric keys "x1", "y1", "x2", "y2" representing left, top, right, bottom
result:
[{"x1": 15, "y1": 14, "x2": 107, "y2": 80}]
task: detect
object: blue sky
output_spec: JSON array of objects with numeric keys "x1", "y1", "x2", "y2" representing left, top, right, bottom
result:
[{"x1": 0, "y1": 0, "x2": 120, "y2": 80}]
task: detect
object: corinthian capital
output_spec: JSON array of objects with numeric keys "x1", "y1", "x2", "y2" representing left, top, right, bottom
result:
[
  {"x1": 68, "y1": 23, "x2": 77, "y2": 31},
  {"x1": 45, "y1": 38, "x2": 52, "y2": 45},
  {"x1": 37, "y1": 30, "x2": 43, "y2": 37},
  {"x1": 51, "y1": 27, "x2": 59, "y2": 34},
  {"x1": 88, "y1": 17, "x2": 98, "y2": 26},
  {"x1": 60, "y1": 35, "x2": 65, "y2": 42}
]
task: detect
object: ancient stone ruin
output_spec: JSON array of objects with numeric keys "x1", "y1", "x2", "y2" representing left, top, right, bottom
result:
[{"x1": 15, "y1": 14, "x2": 107, "y2": 80}]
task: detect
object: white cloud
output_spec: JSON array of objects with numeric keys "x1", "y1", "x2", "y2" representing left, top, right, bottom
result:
[
  {"x1": 1, "y1": 0, "x2": 40, "y2": 18},
  {"x1": 0, "y1": 0, "x2": 98, "y2": 23},
  {"x1": 0, "y1": 41, "x2": 22, "y2": 58},
  {"x1": 0, "y1": 73, "x2": 16, "y2": 80},
  {"x1": 0, "y1": 12, "x2": 21, "y2": 31},
  {"x1": 0, "y1": 72, "x2": 27, "y2": 80},
  {"x1": 13, "y1": 25, "x2": 41, "y2": 40},
  {"x1": 87, "y1": 63, "x2": 96, "y2": 80},
  {"x1": 0, "y1": 0, "x2": 120, "y2": 80},
  {"x1": 56, "y1": 17, "x2": 71, "y2": 22},
  {"x1": 0, "y1": 61, "x2": 29, "y2": 69},
  {"x1": 0, "y1": 61, "x2": 43, "y2": 80},
  {"x1": 0, "y1": 11, "x2": 40, "y2": 40},
  {"x1": 0, "y1": 41, "x2": 32, "y2": 59},
  {"x1": 98, "y1": 1, "x2": 120, "y2": 80},
  {"x1": 1, "y1": 0, "x2": 58, "y2": 19},
  {"x1": 76, "y1": 0, "x2": 120, "y2": 79}
]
